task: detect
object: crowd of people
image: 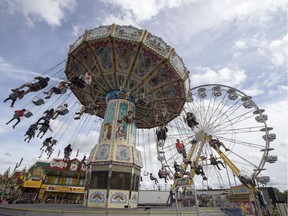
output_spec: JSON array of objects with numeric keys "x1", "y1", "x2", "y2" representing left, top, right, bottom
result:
[
  {"x1": 3, "y1": 73, "x2": 95, "y2": 161},
  {"x1": 147, "y1": 112, "x2": 230, "y2": 185}
]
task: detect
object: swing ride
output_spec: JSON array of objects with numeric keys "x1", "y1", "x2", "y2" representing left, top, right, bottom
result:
[
  {"x1": 4, "y1": 24, "x2": 277, "y2": 213},
  {"x1": 64, "y1": 24, "x2": 190, "y2": 208}
]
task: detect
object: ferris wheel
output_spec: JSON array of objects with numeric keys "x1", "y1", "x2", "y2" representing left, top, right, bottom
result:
[{"x1": 156, "y1": 84, "x2": 277, "y2": 189}]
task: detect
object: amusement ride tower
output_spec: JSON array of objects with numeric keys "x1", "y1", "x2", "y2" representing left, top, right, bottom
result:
[{"x1": 65, "y1": 24, "x2": 190, "y2": 208}]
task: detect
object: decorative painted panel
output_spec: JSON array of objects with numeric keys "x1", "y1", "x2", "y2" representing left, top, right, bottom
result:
[
  {"x1": 66, "y1": 58, "x2": 86, "y2": 76},
  {"x1": 144, "y1": 32, "x2": 171, "y2": 57},
  {"x1": 88, "y1": 25, "x2": 112, "y2": 40},
  {"x1": 96, "y1": 76, "x2": 108, "y2": 89},
  {"x1": 115, "y1": 145, "x2": 131, "y2": 162},
  {"x1": 170, "y1": 52, "x2": 186, "y2": 76},
  {"x1": 95, "y1": 144, "x2": 111, "y2": 161},
  {"x1": 104, "y1": 73, "x2": 116, "y2": 88},
  {"x1": 69, "y1": 35, "x2": 84, "y2": 54},
  {"x1": 155, "y1": 82, "x2": 184, "y2": 98},
  {"x1": 105, "y1": 100, "x2": 116, "y2": 123},
  {"x1": 87, "y1": 189, "x2": 107, "y2": 208},
  {"x1": 101, "y1": 122, "x2": 112, "y2": 141},
  {"x1": 73, "y1": 45, "x2": 99, "y2": 76},
  {"x1": 148, "y1": 63, "x2": 177, "y2": 89},
  {"x1": 114, "y1": 40, "x2": 138, "y2": 71},
  {"x1": 130, "y1": 191, "x2": 138, "y2": 208},
  {"x1": 133, "y1": 47, "x2": 163, "y2": 78},
  {"x1": 115, "y1": 121, "x2": 128, "y2": 141},
  {"x1": 90, "y1": 41, "x2": 112, "y2": 71},
  {"x1": 114, "y1": 25, "x2": 144, "y2": 41},
  {"x1": 108, "y1": 190, "x2": 129, "y2": 208}
]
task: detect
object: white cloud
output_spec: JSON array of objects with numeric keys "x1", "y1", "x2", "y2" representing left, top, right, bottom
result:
[
  {"x1": 269, "y1": 34, "x2": 288, "y2": 67},
  {"x1": 101, "y1": 0, "x2": 191, "y2": 23},
  {"x1": 191, "y1": 66, "x2": 247, "y2": 86},
  {"x1": 100, "y1": 0, "x2": 286, "y2": 44},
  {"x1": 241, "y1": 87, "x2": 264, "y2": 97},
  {"x1": 234, "y1": 41, "x2": 247, "y2": 50},
  {"x1": 268, "y1": 85, "x2": 288, "y2": 96},
  {"x1": 5, "y1": 0, "x2": 76, "y2": 27},
  {"x1": 4, "y1": 152, "x2": 12, "y2": 157},
  {"x1": 101, "y1": 12, "x2": 139, "y2": 27},
  {"x1": 0, "y1": 55, "x2": 38, "y2": 82}
]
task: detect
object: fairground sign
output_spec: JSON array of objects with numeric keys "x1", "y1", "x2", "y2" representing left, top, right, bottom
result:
[{"x1": 177, "y1": 177, "x2": 190, "y2": 187}]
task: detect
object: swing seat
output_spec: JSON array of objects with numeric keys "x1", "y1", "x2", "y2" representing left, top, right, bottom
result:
[
  {"x1": 75, "y1": 77, "x2": 86, "y2": 88},
  {"x1": 24, "y1": 111, "x2": 33, "y2": 118},
  {"x1": 32, "y1": 98, "x2": 45, "y2": 106},
  {"x1": 58, "y1": 108, "x2": 69, "y2": 115},
  {"x1": 143, "y1": 171, "x2": 149, "y2": 176},
  {"x1": 41, "y1": 125, "x2": 49, "y2": 132},
  {"x1": 10, "y1": 92, "x2": 19, "y2": 100},
  {"x1": 54, "y1": 88, "x2": 67, "y2": 94},
  {"x1": 60, "y1": 88, "x2": 67, "y2": 94}
]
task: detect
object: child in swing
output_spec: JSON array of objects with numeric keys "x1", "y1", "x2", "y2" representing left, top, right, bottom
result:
[
  {"x1": 150, "y1": 173, "x2": 159, "y2": 185},
  {"x1": 37, "y1": 119, "x2": 52, "y2": 139},
  {"x1": 3, "y1": 89, "x2": 25, "y2": 108},
  {"x1": 44, "y1": 81, "x2": 69, "y2": 99},
  {"x1": 6, "y1": 109, "x2": 26, "y2": 129},
  {"x1": 64, "y1": 144, "x2": 73, "y2": 161},
  {"x1": 24, "y1": 123, "x2": 38, "y2": 143}
]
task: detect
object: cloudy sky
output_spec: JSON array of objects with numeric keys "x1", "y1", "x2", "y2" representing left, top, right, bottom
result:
[{"x1": 0, "y1": 0, "x2": 287, "y2": 191}]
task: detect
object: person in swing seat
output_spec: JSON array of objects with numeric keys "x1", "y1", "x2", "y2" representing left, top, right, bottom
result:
[
  {"x1": 44, "y1": 81, "x2": 69, "y2": 99},
  {"x1": 150, "y1": 173, "x2": 159, "y2": 185},
  {"x1": 209, "y1": 154, "x2": 225, "y2": 170},
  {"x1": 40, "y1": 137, "x2": 53, "y2": 150},
  {"x1": 175, "y1": 139, "x2": 187, "y2": 158},
  {"x1": 6, "y1": 109, "x2": 26, "y2": 129},
  {"x1": 192, "y1": 161, "x2": 207, "y2": 180},
  {"x1": 36, "y1": 108, "x2": 55, "y2": 124},
  {"x1": 69, "y1": 72, "x2": 91, "y2": 88},
  {"x1": 64, "y1": 144, "x2": 73, "y2": 161},
  {"x1": 156, "y1": 125, "x2": 168, "y2": 142},
  {"x1": 37, "y1": 119, "x2": 52, "y2": 139},
  {"x1": 12, "y1": 76, "x2": 50, "y2": 98},
  {"x1": 158, "y1": 169, "x2": 169, "y2": 183},
  {"x1": 24, "y1": 123, "x2": 38, "y2": 143},
  {"x1": 3, "y1": 89, "x2": 25, "y2": 108},
  {"x1": 52, "y1": 103, "x2": 69, "y2": 119},
  {"x1": 185, "y1": 112, "x2": 199, "y2": 129},
  {"x1": 208, "y1": 135, "x2": 230, "y2": 151},
  {"x1": 74, "y1": 101, "x2": 100, "y2": 120}
]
